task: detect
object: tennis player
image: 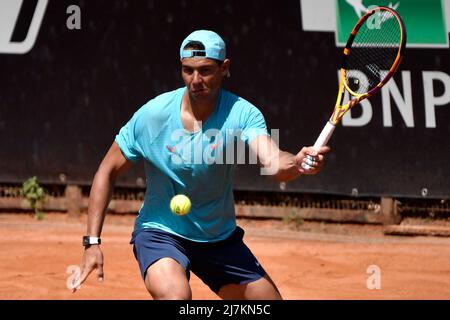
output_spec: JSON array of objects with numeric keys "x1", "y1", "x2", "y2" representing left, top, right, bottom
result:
[{"x1": 73, "y1": 30, "x2": 329, "y2": 299}]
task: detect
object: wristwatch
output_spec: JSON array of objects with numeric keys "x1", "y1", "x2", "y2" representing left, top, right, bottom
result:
[{"x1": 82, "y1": 236, "x2": 101, "y2": 247}]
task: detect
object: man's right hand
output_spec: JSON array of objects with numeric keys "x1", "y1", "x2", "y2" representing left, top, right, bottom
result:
[{"x1": 71, "y1": 245, "x2": 104, "y2": 293}]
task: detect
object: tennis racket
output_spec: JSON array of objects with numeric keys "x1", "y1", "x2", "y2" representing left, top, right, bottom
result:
[{"x1": 312, "y1": 6, "x2": 406, "y2": 153}]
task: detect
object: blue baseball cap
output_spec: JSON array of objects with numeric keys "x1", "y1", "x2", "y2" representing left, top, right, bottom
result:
[{"x1": 180, "y1": 30, "x2": 226, "y2": 61}]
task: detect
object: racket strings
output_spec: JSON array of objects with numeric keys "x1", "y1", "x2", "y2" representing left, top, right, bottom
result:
[{"x1": 346, "y1": 10, "x2": 402, "y2": 94}]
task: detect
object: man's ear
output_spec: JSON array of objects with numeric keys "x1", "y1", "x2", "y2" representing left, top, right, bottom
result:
[{"x1": 222, "y1": 59, "x2": 231, "y2": 78}]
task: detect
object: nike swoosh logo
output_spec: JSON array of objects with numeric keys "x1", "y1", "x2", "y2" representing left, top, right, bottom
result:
[{"x1": 166, "y1": 145, "x2": 176, "y2": 153}]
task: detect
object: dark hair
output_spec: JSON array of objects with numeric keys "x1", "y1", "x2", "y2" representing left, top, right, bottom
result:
[
  {"x1": 183, "y1": 41, "x2": 223, "y2": 66},
  {"x1": 183, "y1": 41, "x2": 205, "y2": 51}
]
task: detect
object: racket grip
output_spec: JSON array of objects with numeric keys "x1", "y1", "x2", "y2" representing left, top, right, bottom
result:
[{"x1": 313, "y1": 122, "x2": 336, "y2": 151}]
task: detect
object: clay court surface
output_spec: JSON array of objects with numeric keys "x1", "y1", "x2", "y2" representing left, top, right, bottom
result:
[{"x1": 0, "y1": 212, "x2": 449, "y2": 300}]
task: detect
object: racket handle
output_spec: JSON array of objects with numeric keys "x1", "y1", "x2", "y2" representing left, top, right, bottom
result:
[{"x1": 313, "y1": 122, "x2": 336, "y2": 151}]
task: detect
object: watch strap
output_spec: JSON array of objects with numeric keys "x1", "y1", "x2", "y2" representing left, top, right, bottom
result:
[{"x1": 83, "y1": 236, "x2": 101, "y2": 246}]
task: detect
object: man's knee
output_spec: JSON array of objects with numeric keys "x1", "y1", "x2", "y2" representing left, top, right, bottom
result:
[
  {"x1": 144, "y1": 258, "x2": 192, "y2": 300},
  {"x1": 149, "y1": 287, "x2": 192, "y2": 300},
  {"x1": 218, "y1": 275, "x2": 282, "y2": 300}
]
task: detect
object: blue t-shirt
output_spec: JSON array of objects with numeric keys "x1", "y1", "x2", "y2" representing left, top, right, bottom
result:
[{"x1": 115, "y1": 87, "x2": 268, "y2": 242}]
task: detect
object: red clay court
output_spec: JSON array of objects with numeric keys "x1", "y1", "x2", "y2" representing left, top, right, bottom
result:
[{"x1": 1, "y1": 213, "x2": 449, "y2": 300}]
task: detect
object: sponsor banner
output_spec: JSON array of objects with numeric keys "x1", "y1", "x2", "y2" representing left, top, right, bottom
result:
[{"x1": 0, "y1": 0, "x2": 449, "y2": 198}]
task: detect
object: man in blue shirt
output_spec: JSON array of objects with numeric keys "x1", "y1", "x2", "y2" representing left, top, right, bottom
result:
[{"x1": 74, "y1": 30, "x2": 329, "y2": 299}]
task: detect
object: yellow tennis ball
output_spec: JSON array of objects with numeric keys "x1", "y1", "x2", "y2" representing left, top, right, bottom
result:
[{"x1": 170, "y1": 194, "x2": 191, "y2": 216}]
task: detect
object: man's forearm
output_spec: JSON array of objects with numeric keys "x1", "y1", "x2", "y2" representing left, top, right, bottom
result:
[
  {"x1": 266, "y1": 151, "x2": 301, "y2": 182},
  {"x1": 86, "y1": 170, "x2": 115, "y2": 237},
  {"x1": 275, "y1": 151, "x2": 302, "y2": 182}
]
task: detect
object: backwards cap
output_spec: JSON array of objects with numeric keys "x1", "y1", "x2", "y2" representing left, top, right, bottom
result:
[{"x1": 180, "y1": 30, "x2": 226, "y2": 61}]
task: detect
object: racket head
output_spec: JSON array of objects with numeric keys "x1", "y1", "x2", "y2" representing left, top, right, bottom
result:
[
  {"x1": 343, "y1": 6, "x2": 406, "y2": 98},
  {"x1": 318, "y1": 7, "x2": 406, "y2": 149},
  {"x1": 342, "y1": 7, "x2": 406, "y2": 98},
  {"x1": 329, "y1": 6, "x2": 406, "y2": 125}
]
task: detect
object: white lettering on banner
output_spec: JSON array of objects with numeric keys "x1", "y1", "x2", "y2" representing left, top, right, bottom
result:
[
  {"x1": 340, "y1": 70, "x2": 450, "y2": 128},
  {"x1": 342, "y1": 96, "x2": 373, "y2": 127},
  {"x1": 423, "y1": 71, "x2": 450, "y2": 128},
  {"x1": 340, "y1": 70, "x2": 373, "y2": 127},
  {"x1": 66, "y1": 5, "x2": 82, "y2": 30},
  {"x1": 382, "y1": 71, "x2": 414, "y2": 127},
  {"x1": 0, "y1": 0, "x2": 48, "y2": 54}
]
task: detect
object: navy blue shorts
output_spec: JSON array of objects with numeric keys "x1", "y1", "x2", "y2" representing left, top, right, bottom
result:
[{"x1": 130, "y1": 226, "x2": 266, "y2": 293}]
